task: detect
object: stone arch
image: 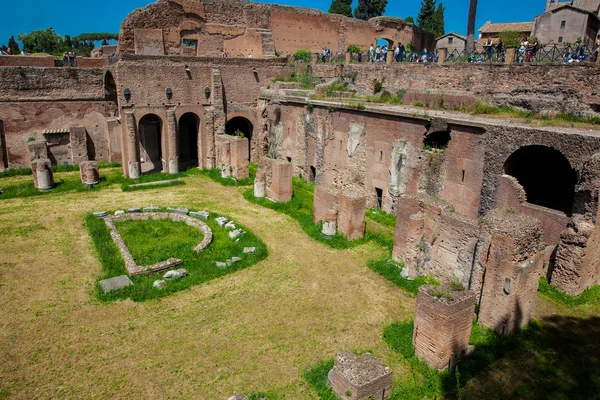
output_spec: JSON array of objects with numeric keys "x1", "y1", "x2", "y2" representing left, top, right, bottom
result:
[
  {"x1": 225, "y1": 116, "x2": 254, "y2": 161},
  {"x1": 178, "y1": 112, "x2": 200, "y2": 168},
  {"x1": 504, "y1": 145, "x2": 577, "y2": 214},
  {"x1": 139, "y1": 114, "x2": 163, "y2": 173},
  {"x1": 104, "y1": 71, "x2": 117, "y2": 102}
]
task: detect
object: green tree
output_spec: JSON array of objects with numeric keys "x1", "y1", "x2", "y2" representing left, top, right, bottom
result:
[
  {"x1": 417, "y1": 0, "x2": 436, "y2": 33},
  {"x1": 72, "y1": 33, "x2": 119, "y2": 56},
  {"x1": 466, "y1": 0, "x2": 478, "y2": 53},
  {"x1": 432, "y1": 3, "x2": 445, "y2": 37},
  {"x1": 7, "y1": 36, "x2": 20, "y2": 54},
  {"x1": 18, "y1": 28, "x2": 61, "y2": 54},
  {"x1": 329, "y1": 0, "x2": 353, "y2": 17},
  {"x1": 405, "y1": 16, "x2": 415, "y2": 24},
  {"x1": 354, "y1": 0, "x2": 388, "y2": 21}
]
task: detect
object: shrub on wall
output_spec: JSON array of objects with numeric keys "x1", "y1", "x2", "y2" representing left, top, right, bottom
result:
[
  {"x1": 293, "y1": 49, "x2": 313, "y2": 63},
  {"x1": 347, "y1": 44, "x2": 361, "y2": 54}
]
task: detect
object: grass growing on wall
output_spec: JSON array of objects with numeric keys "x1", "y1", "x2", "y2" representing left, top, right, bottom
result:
[
  {"x1": 242, "y1": 177, "x2": 393, "y2": 251},
  {"x1": 538, "y1": 277, "x2": 600, "y2": 306},
  {"x1": 86, "y1": 210, "x2": 268, "y2": 302}
]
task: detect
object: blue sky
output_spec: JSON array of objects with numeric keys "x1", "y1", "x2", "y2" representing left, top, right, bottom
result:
[{"x1": 0, "y1": 0, "x2": 546, "y2": 47}]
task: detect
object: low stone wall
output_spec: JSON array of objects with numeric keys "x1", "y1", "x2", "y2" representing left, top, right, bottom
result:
[
  {"x1": 104, "y1": 212, "x2": 213, "y2": 276},
  {"x1": 0, "y1": 55, "x2": 54, "y2": 67}
]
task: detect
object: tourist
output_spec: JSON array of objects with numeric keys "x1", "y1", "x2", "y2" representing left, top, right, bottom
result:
[
  {"x1": 63, "y1": 51, "x2": 69, "y2": 66},
  {"x1": 593, "y1": 35, "x2": 600, "y2": 62},
  {"x1": 496, "y1": 38, "x2": 504, "y2": 62},
  {"x1": 368, "y1": 44, "x2": 374, "y2": 62},
  {"x1": 68, "y1": 51, "x2": 75, "y2": 66},
  {"x1": 6, "y1": 48, "x2": 12, "y2": 55},
  {"x1": 20, "y1": 50, "x2": 27, "y2": 56},
  {"x1": 221, "y1": 49, "x2": 227, "y2": 57},
  {"x1": 518, "y1": 38, "x2": 528, "y2": 63},
  {"x1": 398, "y1": 43, "x2": 405, "y2": 62},
  {"x1": 248, "y1": 53, "x2": 252, "y2": 58},
  {"x1": 382, "y1": 45, "x2": 388, "y2": 62},
  {"x1": 375, "y1": 46, "x2": 381, "y2": 62},
  {"x1": 485, "y1": 38, "x2": 494, "y2": 62}
]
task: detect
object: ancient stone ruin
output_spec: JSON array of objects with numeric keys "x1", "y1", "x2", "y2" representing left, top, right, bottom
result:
[
  {"x1": 216, "y1": 135, "x2": 249, "y2": 179},
  {"x1": 329, "y1": 351, "x2": 393, "y2": 400},
  {"x1": 256, "y1": 158, "x2": 292, "y2": 202},
  {"x1": 413, "y1": 285, "x2": 476, "y2": 370},
  {"x1": 314, "y1": 185, "x2": 367, "y2": 240}
]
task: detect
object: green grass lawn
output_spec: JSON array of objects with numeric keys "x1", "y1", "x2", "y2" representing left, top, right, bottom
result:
[{"x1": 87, "y1": 210, "x2": 268, "y2": 302}]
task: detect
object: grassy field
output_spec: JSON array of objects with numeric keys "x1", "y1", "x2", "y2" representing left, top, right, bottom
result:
[{"x1": 1, "y1": 169, "x2": 600, "y2": 399}]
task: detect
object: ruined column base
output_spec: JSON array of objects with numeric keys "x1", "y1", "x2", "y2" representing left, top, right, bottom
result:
[
  {"x1": 80, "y1": 160, "x2": 100, "y2": 187},
  {"x1": 128, "y1": 162, "x2": 140, "y2": 180},
  {"x1": 168, "y1": 157, "x2": 179, "y2": 175}
]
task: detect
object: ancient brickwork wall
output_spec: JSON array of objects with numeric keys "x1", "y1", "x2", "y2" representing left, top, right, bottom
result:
[
  {"x1": 0, "y1": 67, "x2": 107, "y2": 101},
  {"x1": 334, "y1": 63, "x2": 600, "y2": 115},
  {"x1": 413, "y1": 285, "x2": 476, "y2": 370},
  {"x1": 0, "y1": 56, "x2": 54, "y2": 67}
]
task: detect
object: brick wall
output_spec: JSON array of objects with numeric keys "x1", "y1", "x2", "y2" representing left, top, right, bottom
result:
[{"x1": 0, "y1": 56, "x2": 54, "y2": 67}]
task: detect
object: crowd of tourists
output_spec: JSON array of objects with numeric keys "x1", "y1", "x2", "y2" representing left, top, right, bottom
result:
[
  {"x1": 62, "y1": 51, "x2": 77, "y2": 66},
  {"x1": 0, "y1": 48, "x2": 27, "y2": 56}
]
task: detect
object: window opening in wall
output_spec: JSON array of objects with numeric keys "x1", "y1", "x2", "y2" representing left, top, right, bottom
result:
[
  {"x1": 560, "y1": 20, "x2": 566, "y2": 28},
  {"x1": 448, "y1": 37, "x2": 454, "y2": 44},
  {"x1": 380, "y1": 151, "x2": 383, "y2": 162},
  {"x1": 423, "y1": 131, "x2": 451, "y2": 150},
  {"x1": 376, "y1": 188, "x2": 383, "y2": 209},
  {"x1": 287, "y1": 156, "x2": 292, "y2": 163},
  {"x1": 183, "y1": 39, "x2": 198, "y2": 48},
  {"x1": 558, "y1": 36, "x2": 563, "y2": 43},
  {"x1": 462, "y1": 170, "x2": 465, "y2": 184},
  {"x1": 310, "y1": 166, "x2": 316, "y2": 182}
]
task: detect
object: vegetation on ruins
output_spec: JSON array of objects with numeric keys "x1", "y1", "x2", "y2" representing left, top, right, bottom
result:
[
  {"x1": 405, "y1": 16, "x2": 415, "y2": 24},
  {"x1": 354, "y1": 0, "x2": 388, "y2": 20},
  {"x1": 87, "y1": 210, "x2": 267, "y2": 302},
  {"x1": 538, "y1": 277, "x2": 600, "y2": 306},
  {"x1": 497, "y1": 30, "x2": 525, "y2": 48},
  {"x1": 292, "y1": 49, "x2": 313, "y2": 63},
  {"x1": 346, "y1": 44, "x2": 361, "y2": 54},
  {"x1": 417, "y1": 0, "x2": 446, "y2": 38},
  {"x1": 198, "y1": 162, "x2": 257, "y2": 187},
  {"x1": 328, "y1": 0, "x2": 353, "y2": 17}
]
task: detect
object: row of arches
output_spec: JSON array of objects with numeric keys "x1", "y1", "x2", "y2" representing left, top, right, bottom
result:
[{"x1": 137, "y1": 113, "x2": 254, "y2": 173}]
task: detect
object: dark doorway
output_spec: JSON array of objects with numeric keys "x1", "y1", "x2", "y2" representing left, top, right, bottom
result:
[
  {"x1": 504, "y1": 145, "x2": 577, "y2": 214},
  {"x1": 225, "y1": 117, "x2": 253, "y2": 161},
  {"x1": 104, "y1": 71, "x2": 117, "y2": 102},
  {"x1": 376, "y1": 187, "x2": 383, "y2": 209},
  {"x1": 178, "y1": 113, "x2": 199, "y2": 168},
  {"x1": 424, "y1": 131, "x2": 451, "y2": 150},
  {"x1": 139, "y1": 114, "x2": 163, "y2": 173},
  {"x1": 310, "y1": 166, "x2": 316, "y2": 182}
]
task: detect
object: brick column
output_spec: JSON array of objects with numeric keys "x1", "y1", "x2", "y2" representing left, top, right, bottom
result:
[
  {"x1": 387, "y1": 50, "x2": 393, "y2": 64},
  {"x1": 345, "y1": 52, "x2": 351, "y2": 64},
  {"x1": 438, "y1": 48, "x2": 448, "y2": 64},
  {"x1": 125, "y1": 112, "x2": 140, "y2": 179},
  {"x1": 166, "y1": 109, "x2": 179, "y2": 175}
]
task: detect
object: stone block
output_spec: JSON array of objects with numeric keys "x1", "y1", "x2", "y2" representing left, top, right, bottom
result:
[
  {"x1": 322, "y1": 209, "x2": 337, "y2": 237},
  {"x1": 99, "y1": 275, "x2": 134, "y2": 294},
  {"x1": 153, "y1": 280, "x2": 167, "y2": 289},
  {"x1": 270, "y1": 160, "x2": 292, "y2": 202},
  {"x1": 413, "y1": 285, "x2": 476, "y2": 370},
  {"x1": 28, "y1": 140, "x2": 48, "y2": 161},
  {"x1": 216, "y1": 135, "x2": 249, "y2": 179},
  {"x1": 190, "y1": 211, "x2": 209, "y2": 220},
  {"x1": 330, "y1": 352, "x2": 392, "y2": 400},
  {"x1": 243, "y1": 247, "x2": 256, "y2": 254},
  {"x1": 166, "y1": 207, "x2": 189, "y2": 215},
  {"x1": 313, "y1": 185, "x2": 341, "y2": 223},
  {"x1": 164, "y1": 269, "x2": 189, "y2": 280},
  {"x1": 254, "y1": 172, "x2": 266, "y2": 198},
  {"x1": 70, "y1": 126, "x2": 88, "y2": 165},
  {"x1": 80, "y1": 160, "x2": 99, "y2": 186},
  {"x1": 338, "y1": 191, "x2": 366, "y2": 240}
]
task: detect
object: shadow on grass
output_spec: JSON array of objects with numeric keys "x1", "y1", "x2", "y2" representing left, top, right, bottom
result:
[{"x1": 305, "y1": 316, "x2": 600, "y2": 400}]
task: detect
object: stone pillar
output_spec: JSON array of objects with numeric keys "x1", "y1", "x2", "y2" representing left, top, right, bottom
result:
[
  {"x1": 311, "y1": 53, "x2": 318, "y2": 65},
  {"x1": 338, "y1": 191, "x2": 367, "y2": 240},
  {"x1": 505, "y1": 47, "x2": 516, "y2": 64},
  {"x1": 166, "y1": 109, "x2": 179, "y2": 175},
  {"x1": 270, "y1": 160, "x2": 293, "y2": 202},
  {"x1": 254, "y1": 171, "x2": 266, "y2": 198},
  {"x1": 125, "y1": 112, "x2": 140, "y2": 179},
  {"x1": 438, "y1": 48, "x2": 448, "y2": 64},
  {"x1": 80, "y1": 160, "x2": 100, "y2": 186},
  {"x1": 69, "y1": 126, "x2": 88, "y2": 165},
  {"x1": 28, "y1": 140, "x2": 48, "y2": 162},
  {"x1": 330, "y1": 352, "x2": 393, "y2": 400},
  {"x1": 345, "y1": 52, "x2": 351, "y2": 64},
  {"x1": 230, "y1": 137, "x2": 249, "y2": 179},
  {"x1": 313, "y1": 184, "x2": 341, "y2": 222},
  {"x1": 478, "y1": 211, "x2": 545, "y2": 335},
  {"x1": 0, "y1": 121, "x2": 6, "y2": 171},
  {"x1": 413, "y1": 285, "x2": 476, "y2": 370},
  {"x1": 387, "y1": 50, "x2": 393, "y2": 64},
  {"x1": 322, "y1": 209, "x2": 337, "y2": 237},
  {"x1": 32, "y1": 158, "x2": 54, "y2": 191}
]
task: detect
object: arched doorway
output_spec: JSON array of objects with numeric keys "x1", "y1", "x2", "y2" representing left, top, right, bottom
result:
[
  {"x1": 225, "y1": 117, "x2": 253, "y2": 161},
  {"x1": 424, "y1": 131, "x2": 451, "y2": 150},
  {"x1": 178, "y1": 113, "x2": 199, "y2": 168},
  {"x1": 504, "y1": 145, "x2": 577, "y2": 214},
  {"x1": 139, "y1": 114, "x2": 163, "y2": 173}
]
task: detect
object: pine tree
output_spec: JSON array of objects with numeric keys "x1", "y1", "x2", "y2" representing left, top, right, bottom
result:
[
  {"x1": 433, "y1": 3, "x2": 445, "y2": 38},
  {"x1": 329, "y1": 0, "x2": 353, "y2": 17},
  {"x1": 7, "y1": 36, "x2": 20, "y2": 54},
  {"x1": 405, "y1": 16, "x2": 415, "y2": 24},
  {"x1": 417, "y1": 0, "x2": 437, "y2": 34},
  {"x1": 354, "y1": 0, "x2": 388, "y2": 21}
]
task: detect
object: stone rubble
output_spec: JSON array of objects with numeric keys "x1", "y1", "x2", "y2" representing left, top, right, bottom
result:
[
  {"x1": 93, "y1": 211, "x2": 108, "y2": 218},
  {"x1": 190, "y1": 211, "x2": 209, "y2": 220},
  {"x1": 166, "y1": 207, "x2": 189, "y2": 215},
  {"x1": 243, "y1": 247, "x2": 256, "y2": 254},
  {"x1": 153, "y1": 280, "x2": 167, "y2": 289},
  {"x1": 164, "y1": 268, "x2": 189, "y2": 280},
  {"x1": 215, "y1": 217, "x2": 229, "y2": 227},
  {"x1": 99, "y1": 275, "x2": 134, "y2": 294},
  {"x1": 229, "y1": 229, "x2": 244, "y2": 239}
]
